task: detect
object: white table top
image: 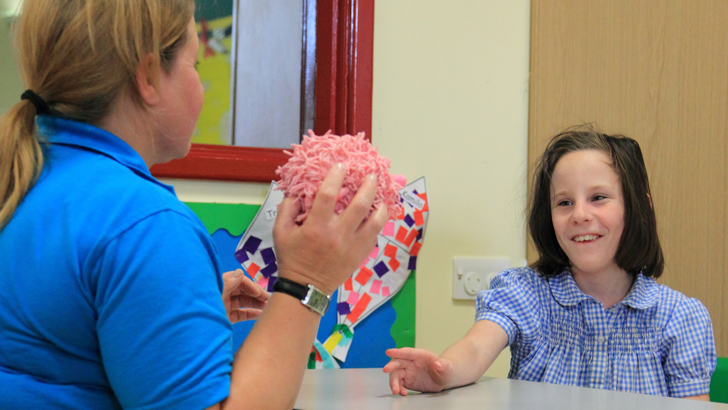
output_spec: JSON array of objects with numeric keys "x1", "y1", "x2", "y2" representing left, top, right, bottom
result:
[{"x1": 294, "y1": 368, "x2": 727, "y2": 410}]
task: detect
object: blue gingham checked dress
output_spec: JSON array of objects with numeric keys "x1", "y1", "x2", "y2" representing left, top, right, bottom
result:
[{"x1": 476, "y1": 267, "x2": 716, "y2": 397}]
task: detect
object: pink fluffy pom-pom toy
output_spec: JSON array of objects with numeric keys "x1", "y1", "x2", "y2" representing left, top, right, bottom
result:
[{"x1": 276, "y1": 130, "x2": 404, "y2": 223}]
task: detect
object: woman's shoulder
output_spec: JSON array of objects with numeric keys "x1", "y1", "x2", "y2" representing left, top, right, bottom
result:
[
  {"x1": 34, "y1": 145, "x2": 201, "y2": 241},
  {"x1": 39, "y1": 118, "x2": 186, "y2": 213}
]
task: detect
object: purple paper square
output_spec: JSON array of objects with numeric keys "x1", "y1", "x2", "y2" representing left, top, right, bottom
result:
[
  {"x1": 267, "y1": 276, "x2": 278, "y2": 292},
  {"x1": 408, "y1": 256, "x2": 417, "y2": 270},
  {"x1": 337, "y1": 302, "x2": 351, "y2": 315},
  {"x1": 260, "y1": 247, "x2": 276, "y2": 265},
  {"x1": 260, "y1": 262, "x2": 278, "y2": 278},
  {"x1": 416, "y1": 229, "x2": 423, "y2": 242},
  {"x1": 242, "y1": 236, "x2": 262, "y2": 254},
  {"x1": 412, "y1": 189, "x2": 419, "y2": 195},
  {"x1": 373, "y1": 261, "x2": 389, "y2": 277},
  {"x1": 404, "y1": 214, "x2": 415, "y2": 227},
  {"x1": 234, "y1": 248, "x2": 249, "y2": 264}
]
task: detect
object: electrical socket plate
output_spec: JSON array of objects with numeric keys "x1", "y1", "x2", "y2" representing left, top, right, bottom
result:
[{"x1": 452, "y1": 257, "x2": 511, "y2": 300}]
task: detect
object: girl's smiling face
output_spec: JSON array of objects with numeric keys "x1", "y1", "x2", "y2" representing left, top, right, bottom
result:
[{"x1": 550, "y1": 149, "x2": 625, "y2": 277}]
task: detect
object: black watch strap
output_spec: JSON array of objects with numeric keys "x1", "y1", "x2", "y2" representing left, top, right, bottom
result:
[
  {"x1": 273, "y1": 277, "x2": 331, "y2": 316},
  {"x1": 273, "y1": 277, "x2": 308, "y2": 299}
]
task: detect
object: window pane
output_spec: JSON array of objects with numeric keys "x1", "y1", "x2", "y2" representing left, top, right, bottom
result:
[{"x1": 233, "y1": 0, "x2": 304, "y2": 148}]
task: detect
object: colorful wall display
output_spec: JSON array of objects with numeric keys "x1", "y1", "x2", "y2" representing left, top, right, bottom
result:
[
  {"x1": 185, "y1": 198, "x2": 419, "y2": 368},
  {"x1": 231, "y1": 177, "x2": 427, "y2": 368}
]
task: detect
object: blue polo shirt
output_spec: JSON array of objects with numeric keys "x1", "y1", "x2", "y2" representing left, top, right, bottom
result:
[{"x1": 0, "y1": 116, "x2": 233, "y2": 409}]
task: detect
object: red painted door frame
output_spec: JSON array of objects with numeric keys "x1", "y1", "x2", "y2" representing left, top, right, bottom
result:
[{"x1": 150, "y1": 0, "x2": 374, "y2": 183}]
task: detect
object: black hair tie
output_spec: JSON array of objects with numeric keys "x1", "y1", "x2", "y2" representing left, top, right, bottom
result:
[{"x1": 21, "y1": 90, "x2": 51, "y2": 115}]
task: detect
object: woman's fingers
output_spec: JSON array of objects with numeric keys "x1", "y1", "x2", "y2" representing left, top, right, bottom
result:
[
  {"x1": 223, "y1": 271, "x2": 268, "y2": 301},
  {"x1": 222, "y1": 271, "x2": 269, "y2": 322},
  {"x1": 239, "y1": 275, "x2": 269, "y2": 301},
  {"x1": 222, "y1": 270, "x2": 244, "y2": 301},
  {"x1": 232, "y1": 295, "x2": 267, "y2": 310},
  {"x1": 339, "y1": 173, "x2": 378, "y2": 231},
  {"x1": 357, "y1": 204, "x2": 388, "y2": 239},
  {"x1": 274, "y1": 197, "x2": 301, "y2": 233},
  {"x1": 229, "y1": 308, "x2": 264, "y2": 323},
  {"x1": 271, "y1": 164, "x2": 392, "y2": 295},
  {"x1": 307, "y1": 163, "x2": 346, "y2": 222}
]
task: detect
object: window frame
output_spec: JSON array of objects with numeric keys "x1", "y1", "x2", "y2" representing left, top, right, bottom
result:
[{"x1": 150, "y1": 0, "x2": 374, "y2": 182}]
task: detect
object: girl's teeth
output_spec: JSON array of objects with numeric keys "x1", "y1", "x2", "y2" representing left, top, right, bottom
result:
[{"x1": 574, "y1": 235, "x2": 597, "y2": 242}]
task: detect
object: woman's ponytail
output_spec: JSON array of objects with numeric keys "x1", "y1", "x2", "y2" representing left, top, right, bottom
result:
[
  {"x1": 0, "y1": 100, "x2": 44, "y2": 230},
  {"x1": 0, "y1": 0, "x2": 194, "y2": 230}
]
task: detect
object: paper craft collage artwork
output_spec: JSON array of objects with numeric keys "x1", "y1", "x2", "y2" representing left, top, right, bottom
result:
[{"x1": 235, "y1": 177, "x2": 428, "y2": 368}]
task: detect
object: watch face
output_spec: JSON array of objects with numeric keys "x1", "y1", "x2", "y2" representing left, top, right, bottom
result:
[{"x1": 303, "y1": 286, "x2": 330, "y2": 315}]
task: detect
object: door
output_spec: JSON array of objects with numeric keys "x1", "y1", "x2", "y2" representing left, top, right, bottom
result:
[{"x1": 529, "y1": 0, "x2": 728, "y2": 356}]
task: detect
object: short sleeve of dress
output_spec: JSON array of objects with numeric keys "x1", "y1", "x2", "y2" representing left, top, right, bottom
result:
[
  {"x1": 475, "y1": 268, "x2": 542, "y2": 347},
  {"x1": 663, "y1": 296, "x2": 717, "y2": 397},
  {"x1": 91, "y1": 210, "x2": 233, "y2": 410}
]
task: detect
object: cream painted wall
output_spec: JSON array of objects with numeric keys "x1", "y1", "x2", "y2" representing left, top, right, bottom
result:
[
  {"x1": 0, "y1": 1, "x2": 531, "y2": 379},
  {"x1": 369, "y1": 0, "x2": 530, "y2": 377},
  {"x1": 0, "y1": 17, "x2": 24, "y2": 116},
  {"x1": 1, "y1": 0, "x2": 22, "y2": 16},
  {"x1": 163, "y1": 178, "x2": 271, "y2": 205}
]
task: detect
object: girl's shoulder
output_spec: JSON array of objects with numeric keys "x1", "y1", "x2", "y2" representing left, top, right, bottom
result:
[
  {"x1": 491, "y1": 266, "x2": 554, "y2": 292},
  {"x1": 631, "y1": 276, "x2": 711, "y2": 322}
]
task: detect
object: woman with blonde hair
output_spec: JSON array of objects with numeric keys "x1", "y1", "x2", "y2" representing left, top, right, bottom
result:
[{"x1": 0, "y1": 1, "x2": 387, "y2": 409}]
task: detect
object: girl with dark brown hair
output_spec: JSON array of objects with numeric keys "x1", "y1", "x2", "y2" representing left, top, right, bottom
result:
[{"x1": 385, "y1": 125, "x2": 715, "y2": 401}]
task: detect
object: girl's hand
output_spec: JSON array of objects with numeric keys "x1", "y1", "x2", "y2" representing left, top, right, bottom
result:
[
  {"x1": 272, "y1": 163, "x2": 388, "y2": 295},
  {"x1": 221, "y1": 269, "x2": 269, "y2": 324},
  {"x1": 383, "y1": 347, "x2": 454, "y2": 396}
]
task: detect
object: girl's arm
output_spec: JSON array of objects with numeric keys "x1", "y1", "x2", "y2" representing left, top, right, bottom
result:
[
  {"x1": 384, "y1": 319, "x2": 508, "y2": 395},
  {"x1": 662, "y1": 296, "x2": 716, "y2": 399},
  {"x1": 683, "y1": 394, "x2": 709, "y2": 401}
]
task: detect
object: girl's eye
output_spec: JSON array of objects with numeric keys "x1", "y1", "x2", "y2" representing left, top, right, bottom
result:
[
  {"x1": 557, "y1": 200, "x2": 572, "y2": 206},
  {"x1": 593, "y1": 195, "x2": 606, "y2": 201}
]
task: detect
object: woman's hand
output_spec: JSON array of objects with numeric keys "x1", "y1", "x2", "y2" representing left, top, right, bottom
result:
[
  {"x1": 272, "y1": 163, "x2": 389, "y2": 295},
  {"x1": 221, "y1": 269, "x2": 269, "y2": 324},
  {"x1": 383, "y1": 348, "x2": 454, "y2": 396}
]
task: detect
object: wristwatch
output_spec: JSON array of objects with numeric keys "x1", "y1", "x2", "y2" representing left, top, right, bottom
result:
[{"x1": 273, "y1": 277, "x2": 331, "y2": 316}]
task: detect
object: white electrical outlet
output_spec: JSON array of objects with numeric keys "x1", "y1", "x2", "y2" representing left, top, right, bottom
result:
[
  {"x1": 452, "y1": 257, "x2": 511, "y2": 300},
  {"x1": 463, "y1": 272, "x2": 486, "y2": 296}
]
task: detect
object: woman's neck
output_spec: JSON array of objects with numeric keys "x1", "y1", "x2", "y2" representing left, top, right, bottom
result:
[
  {"x1": 570, "y1": 266, "x2": 634, "y2": 309},
  {"x1": 97, "y1": 92, "x2": 158, "y2": 169}
]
